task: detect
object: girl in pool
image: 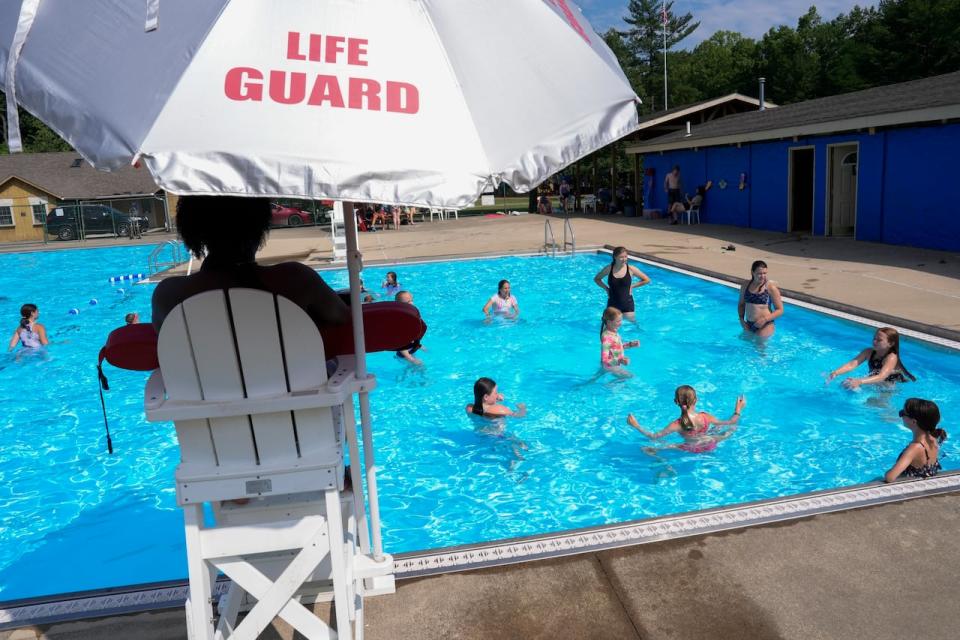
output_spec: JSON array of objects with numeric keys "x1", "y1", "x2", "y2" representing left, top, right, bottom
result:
[
  {"x1": 382, "y1": 271, "x2": 401, "y2": 297},
  {"x1": 593, "y1": 247, "x2": 650, "y2": 322},
  {"x1": 465, "y1": 377, "x2": 526, "y2": 418},
  {"x1": 737, "y1": 260, "x2": 783, "y2": 337},
  {"x1": 600, "y1": 306, "x2": 639, "y2": 378},
  {"x1": 827, "y1": 327, "x2": 916, "y2": 389},
  {"x1": 626, "y1": 385, "x2": 745, "y2": 454},
  {"x1": 7, "y1": 303, "x2": 48, "y2": 351},
  {"x1": 884, "y1": 398, "x2": 946, "y2": 482},
  {"x1": 482, "y1": 279, "x2": 520, "y2": 321}
]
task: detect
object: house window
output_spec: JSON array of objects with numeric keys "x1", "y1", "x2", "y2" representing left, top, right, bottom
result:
[
  {"x1": 28, "y1": 198, "x2": 48, "y2": 225},
  {"x1": 0, "y1": 200, "x2": 13, "y2": 227}
]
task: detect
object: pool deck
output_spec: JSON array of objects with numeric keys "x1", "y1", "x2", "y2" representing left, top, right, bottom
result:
[{"x1": 4, "y1": 213, "x2": 960, "y2": 639}]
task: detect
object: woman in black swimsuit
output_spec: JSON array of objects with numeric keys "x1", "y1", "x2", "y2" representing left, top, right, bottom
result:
[
  {"x1": 884, "y1": 398, "x2": 946, "y2": 482},
  {"x1": 827, "y1": 327, "x2": 916, "y2": 389},
  {"x1": 737, "y1": 260, "x2": 783, "y2": 338},
  {"x1": 593, "y1": 247, "x2": 650, "y2": 322}
]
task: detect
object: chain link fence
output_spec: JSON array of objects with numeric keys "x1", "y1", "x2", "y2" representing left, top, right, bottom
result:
[{"x1": 0, "y1": 195, "x2": 172, "y2": 249}]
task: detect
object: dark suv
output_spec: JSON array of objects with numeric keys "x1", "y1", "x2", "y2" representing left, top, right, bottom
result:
[{"x1": 46, "y1": 204, "x2": 150, "y2": 240}]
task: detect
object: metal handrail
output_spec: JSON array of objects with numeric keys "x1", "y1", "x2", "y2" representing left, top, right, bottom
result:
[
  {"x1": 563, "y1": 218, "x2": 575, "y2": 254},
  {"x1": 148, "y1": 240, "x2": 184, "y2": 274},
  {"x1": 543, "y1": 219, "x2": 557, "y2": 257}
]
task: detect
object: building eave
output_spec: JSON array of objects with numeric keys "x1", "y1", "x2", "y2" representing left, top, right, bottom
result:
[{"x1": 625, "y1": 105, "x2": 960, "y2": 154}]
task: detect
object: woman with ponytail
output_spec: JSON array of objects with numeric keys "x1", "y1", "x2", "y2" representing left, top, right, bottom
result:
[
  {"x1": 626, "y1": 385, "x2": 745, "y2": 454},
  {"x1": 884, "y1": 398, "x2": 946, "y2": 481},
  {"x1": 8, "y1": 303, "x2": 48, "y2": 351},
  {"x1": 827, "y1": 327, "x2": 916, "y2": 389},
  {"x1": 465, "y1": 377, "x2": 526, "y2": 418}
]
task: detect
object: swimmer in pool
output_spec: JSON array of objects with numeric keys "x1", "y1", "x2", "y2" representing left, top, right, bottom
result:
[
  {"x1": 483, "y1": 279, "x2": 519, "y2": 321},
  {"x1": 827, "y1": 327, "x2": 916, "y2": 390},
  {"x1": 465, "y1": 377, "x2": 526, "y2": 418},
  {"x1": 382, "y1": 271, "x2": 401, "y2": 298},
  {"x1": 8, "y1": 303, "x2": 48, "y2": 352},
  {"x1": 627, "y1": 385, "x2": 745, "y2": 457},
  {"x1": 593, "y1": 246, "x2": 650, "y2": 323},
  {"x1": 466, "y1": 376, "x2": 528, "y2": 463},
  {"x1": 600, "y1": 306, "x2": 639, "y2": 378},
  {"x1": 883, "y1": 398, "x2": 946, "y2": 482},
  {"x1": 737, "y1": 260, "x2": 783, "y2": 338},
  {"x1": 394, "y1": 290, "x2": 425, "y2": 366}
]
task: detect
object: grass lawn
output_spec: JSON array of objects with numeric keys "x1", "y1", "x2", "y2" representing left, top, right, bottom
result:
[{"x1": 462, "y1": 195, "x2": 531, "y2": 214}]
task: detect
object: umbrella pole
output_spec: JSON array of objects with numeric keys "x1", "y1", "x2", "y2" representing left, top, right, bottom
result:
[{"x1": 342, "y1": 201, "x2": 386, "y2": 562}]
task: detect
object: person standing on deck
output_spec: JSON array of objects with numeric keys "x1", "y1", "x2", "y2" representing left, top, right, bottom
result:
[{"x1": 664, "y1": 165, "x2": 682, "y2": 213}]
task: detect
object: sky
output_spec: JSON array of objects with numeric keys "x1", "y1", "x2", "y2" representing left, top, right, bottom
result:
[{"x1": 577, "y1": 0, "x2": 878, "y2": 48}]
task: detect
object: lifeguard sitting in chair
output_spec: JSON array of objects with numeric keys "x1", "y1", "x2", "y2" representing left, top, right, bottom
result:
[{"x1": 99, "y1": 197, "x2": 420, "y2": 640}]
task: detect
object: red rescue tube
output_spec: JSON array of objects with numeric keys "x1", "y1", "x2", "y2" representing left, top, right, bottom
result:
[
  {"x1": 322, "y1": 301, "x2": 426, "y2": 357},
  {"x1": 97, "y1": 301, "x2": 426, "y2": 371}
]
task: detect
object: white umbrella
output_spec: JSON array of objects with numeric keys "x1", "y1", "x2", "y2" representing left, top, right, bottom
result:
[
  {"x1": 2, "y1": 0, "x2": 639, "y2": 207},
  {"x1": 2, "y1": 0, "x2": 640, "y2": 563}
]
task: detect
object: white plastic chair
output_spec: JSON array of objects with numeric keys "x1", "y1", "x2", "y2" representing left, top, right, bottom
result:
[
  {"x1": 683, "y1": 204, "x2": 701, "y2": 225},
  {"x1": 581, "y1": 194, "x2": 597, "y2": 213},
  {"x1": 145, "y1": 289, "x2": 392, "y2": 640}
]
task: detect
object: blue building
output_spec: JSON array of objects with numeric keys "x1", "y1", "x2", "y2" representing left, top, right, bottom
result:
[{"x1": 626, "y1": 72, "x2": 960, "y2": 252}]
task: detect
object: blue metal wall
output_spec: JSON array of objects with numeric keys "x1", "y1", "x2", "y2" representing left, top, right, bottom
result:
[{"x1": 638, "y1": 122, "x2": 960, "y2": 252}]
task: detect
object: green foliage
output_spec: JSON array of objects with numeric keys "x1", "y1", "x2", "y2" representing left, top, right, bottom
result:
[
  {"x1": 0, "y1": 93, "x2": 73, "y2": 154},
  {"x1": 618, "y1": 0, "x2": 700, "y2": 111},
  {"x1": 686, "y1": 31, "x2": 759, "y2": 99},
  {"x1": 599, "y1": 0, "x2": 960, "y2": 111}
]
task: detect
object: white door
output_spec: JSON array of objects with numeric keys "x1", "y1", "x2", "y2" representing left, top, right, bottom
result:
[{"x1": 829, "y1": 145, "x2": 857, "y2": 236}]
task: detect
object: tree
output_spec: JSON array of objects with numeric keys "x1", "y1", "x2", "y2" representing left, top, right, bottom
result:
[
  {"x1": 856, "y1": 0, "x2": 960, "y2": 86},
  {"x1": 685, "y1": 31, "x2": 760, "y2": 100},
  {"x1": 756, "y1": 8, "x2": 823, "y2": 104},
  {"x1": 619, "y1": 0, "x2": 699, "y2": 110},
  {"x1": 0, "y1": 92, "x2": 72, "y2": 154}
]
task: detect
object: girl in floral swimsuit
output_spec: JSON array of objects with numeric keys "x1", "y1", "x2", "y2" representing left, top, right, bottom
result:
[
  {"x1": 884, "y1": 398, "x2": 946, "y2": 482},
  {"x1": 600, "y1": 307, "x2": 639, "y2": 378},
  {"x1": 626, "y1": 385, "x2": 745, "y2": 457}
]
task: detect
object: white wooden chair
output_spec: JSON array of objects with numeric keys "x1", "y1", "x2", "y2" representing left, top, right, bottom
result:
[{"x1": 145, "y1": 289, "x2": 392, "y2": 640}]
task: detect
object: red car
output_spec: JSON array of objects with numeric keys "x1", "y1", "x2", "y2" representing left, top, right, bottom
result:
[{"x1": 270, "y1": 203, "x2": 311, "y2": 227}]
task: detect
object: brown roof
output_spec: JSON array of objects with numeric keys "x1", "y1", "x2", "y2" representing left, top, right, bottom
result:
[
  {"x1": 0, "y1": 151, "x2": 160, "y2": 199},
  {"x1": 628, "y1": 71, "x2": 960, "y2": 153}
]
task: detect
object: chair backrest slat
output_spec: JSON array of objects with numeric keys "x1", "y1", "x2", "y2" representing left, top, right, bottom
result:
[
  {"x1": 229, "y1": 290, "x2": 300, "y2": 464},
  {"x1": 159, "y1": 289, "x2": 337, "y2": 471},
  {"x1": 278, "y1": 297, "x2": 328, "y2": 391},
  {"x1": 181, "y1": 292, "x2": 244, "y2": 401},
  {"x1": 157, "y1": 306, "x2": 214, "y2": 465},
  {"x1": 277, "y1": 297, "x2": 339, "y2": 453}
]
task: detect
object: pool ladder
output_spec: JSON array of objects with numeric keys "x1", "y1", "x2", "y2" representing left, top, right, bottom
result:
[
  {"x1": 148, "y1": 240, "x2": 185, "y2": 275},
  {"x1": 542, "y1": 219, "x2": 575, "y2": 257}
]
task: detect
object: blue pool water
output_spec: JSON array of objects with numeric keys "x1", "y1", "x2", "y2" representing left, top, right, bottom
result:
[{"x1": 1, "y1": 248, "x2": 959, "y2": 601}]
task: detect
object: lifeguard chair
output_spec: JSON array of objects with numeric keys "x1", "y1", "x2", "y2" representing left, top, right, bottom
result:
[{"x1": 145, "y1": 288, "x2": 393, "y2": 639}]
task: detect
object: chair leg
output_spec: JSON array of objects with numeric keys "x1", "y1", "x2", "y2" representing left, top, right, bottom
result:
[
  {"x1": 325, "y1": 488, "x2": 354, "y2": 639},
  {"x1": 183, "y1": 505, "x2": 216, "y2": 640}
]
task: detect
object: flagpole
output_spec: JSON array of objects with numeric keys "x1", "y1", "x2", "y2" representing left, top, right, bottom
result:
[{"x1": 662, "y1": 0, "x2": 668, "y2": 111}]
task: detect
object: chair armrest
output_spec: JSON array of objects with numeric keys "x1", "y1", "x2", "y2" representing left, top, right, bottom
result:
[{"x1": 144, "y1": 369, "x2": 165, "y2": 411}]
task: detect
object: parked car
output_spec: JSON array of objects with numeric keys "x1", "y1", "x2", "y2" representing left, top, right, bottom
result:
[
  {"x1": 270, "y1": 201, "x2": 336, "y2": 227},
  {"x1": 46, "y1": 204, "x2": 149, "y2": 240},
  {"x1": 270, "y1": 203, "x2": 312, "y2": 227}
]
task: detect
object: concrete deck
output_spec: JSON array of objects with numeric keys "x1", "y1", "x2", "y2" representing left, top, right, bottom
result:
[
  {"x1": 3, "y1": 214, "x2": 959, "y2": 639},
  {"x1": 170, "y1": 212, "x2": 960, "y2": 334}
]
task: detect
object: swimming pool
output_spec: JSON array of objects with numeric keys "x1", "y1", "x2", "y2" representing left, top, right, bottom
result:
[{"x1": 1, "y1": 248, "x2": 958, "y2": 601}]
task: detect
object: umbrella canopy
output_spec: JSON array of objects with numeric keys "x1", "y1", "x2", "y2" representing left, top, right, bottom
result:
[{"x1": 1, "y1": 0, "x2": 639, "y2": 208}]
